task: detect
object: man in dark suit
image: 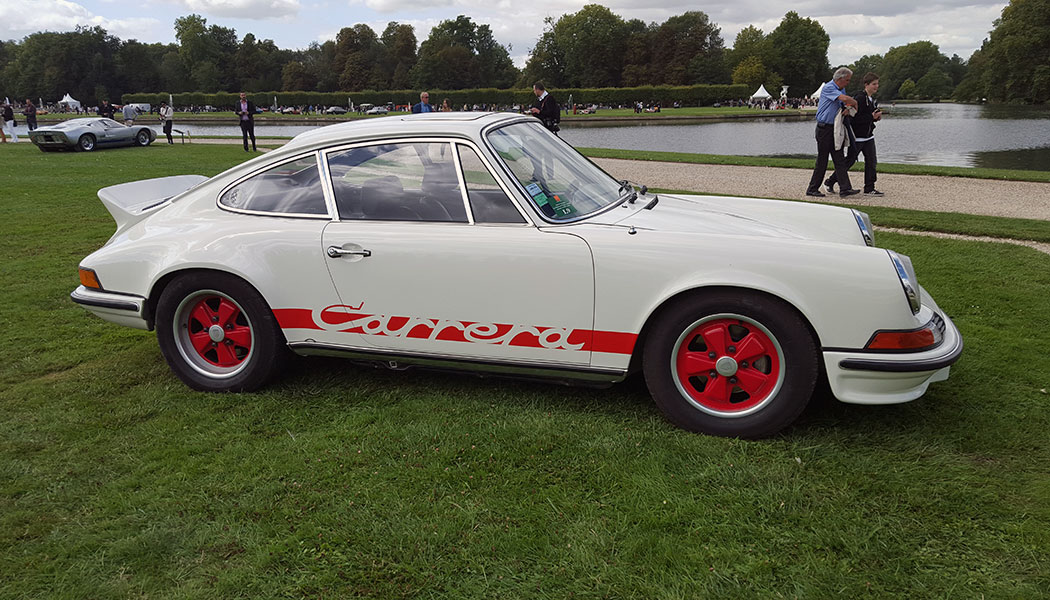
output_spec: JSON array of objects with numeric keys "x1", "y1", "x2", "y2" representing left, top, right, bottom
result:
[
  {"x1": 411, "y1": 92, "x2": 434, "y2": 114},
  {"x1": 529, "y1": 82, "x2": 560, "y2": 134},
  {"x1": 235, "y1": 92, "x2": 257, "y2": 152}
]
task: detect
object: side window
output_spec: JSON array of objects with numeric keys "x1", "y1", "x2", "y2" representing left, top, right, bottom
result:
[
  {"x1": 327, "y1": 142, "x2": 468, "y2": 223},
  {"x1": 457, "y1": 145, "x2": 525, "y2": 224},
  {"x1": 219, "y1": 155, "x2": 327, "y2": 216}
]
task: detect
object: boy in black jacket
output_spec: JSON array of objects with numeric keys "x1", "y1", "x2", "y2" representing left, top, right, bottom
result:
[{"x1": 826, "y1": 72, "x2": 883, "y2": 196}]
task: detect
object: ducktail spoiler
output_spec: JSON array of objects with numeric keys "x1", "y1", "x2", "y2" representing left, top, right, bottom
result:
[{"x1": 98, "y1": 175, "x2": 208, "y2": 231}]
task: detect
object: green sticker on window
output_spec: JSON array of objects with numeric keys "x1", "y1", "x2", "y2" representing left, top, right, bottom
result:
[{"x1": 550, "y1": 194, "x2": 576, "y2": 217}]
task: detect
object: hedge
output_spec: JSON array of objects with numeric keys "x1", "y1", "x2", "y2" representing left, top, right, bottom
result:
[{"x1": 122, "y1": 84, "x2": 750, "y2": 110}]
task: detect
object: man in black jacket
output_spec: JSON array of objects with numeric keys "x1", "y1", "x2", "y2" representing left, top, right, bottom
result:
[
  {"x1": 235, "y1": 92, "x2": 257, "y2": 152},
  {"x1": 529, "y1": 82, "x2": 560, "y2": 134},
  {"x1": 97, "y1": 100, "x2": 115, "y2": 120},
  {"x1": 826, "y1": 72, "x2": 883, "y2": 196}
]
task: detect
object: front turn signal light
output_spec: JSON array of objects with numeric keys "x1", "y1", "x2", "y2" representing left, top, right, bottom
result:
[
  {"x1": 79, "y1": 267, "x2": 103, "y2": 290},
  {"x1": 865, "y1": 315, "x2": 944, "y2": 351}
]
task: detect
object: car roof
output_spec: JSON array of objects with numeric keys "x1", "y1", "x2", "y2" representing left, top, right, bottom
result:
[{"x1": 275, "y1": 112, "x2": 533, "y2": 157}]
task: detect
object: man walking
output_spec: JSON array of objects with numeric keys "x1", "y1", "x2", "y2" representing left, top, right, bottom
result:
[
  {"x1": 806, "y1": 67, "x2": 859, "y2": 198},
  {"x1": 826, "y1": 72, "x2": 884, "y2": 196},
  {"x1": 159, "y1": 101, "x2": 174, "y2": 145},
  {"x1": 235, "y1": 92, "x2": 257, "y2": 152}
]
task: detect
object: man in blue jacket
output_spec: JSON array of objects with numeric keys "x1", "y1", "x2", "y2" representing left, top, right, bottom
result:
[{"x1": 412, "y1": 92, "x2": 434, "y2": 113}]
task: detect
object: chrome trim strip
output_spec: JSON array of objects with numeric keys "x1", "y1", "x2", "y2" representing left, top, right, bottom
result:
[
  {"x1": 838, "y1": 334, "x2": 963, "y2": 372},
  {"x1": 288, "y1": 341, "x2": 626, "y2": 382},
  {"x1": 70, "y1": 290, "x2": 141, "y2": 312}
]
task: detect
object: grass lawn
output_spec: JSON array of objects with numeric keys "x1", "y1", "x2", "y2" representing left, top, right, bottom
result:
[{"x1": 2, "y1": 143, "x2": 1049, "y2": 598}]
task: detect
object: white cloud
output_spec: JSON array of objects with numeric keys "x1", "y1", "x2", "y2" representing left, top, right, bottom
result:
[
  {"x1": 0, "y1": 0, "x2": 160, "y2": 40},
  {"x1": 178, "y1": 0, "x2": 300, "y2": 18}
]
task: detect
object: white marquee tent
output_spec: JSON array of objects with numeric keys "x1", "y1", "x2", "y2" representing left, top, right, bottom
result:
[
  {"x1": 750, "y1": 85, "x2": 772, "y2": 100},
  {"x1": 58, "y1": 93, "x2": 81, "y2": 109},
  {"x1": 810, "y1": 85, "x2": 823, "y2": 99}
]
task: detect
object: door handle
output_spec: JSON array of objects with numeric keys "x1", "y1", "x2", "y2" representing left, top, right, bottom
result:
[{"x1": 327, "y1": 246, "x2": 372, "y2": 258}]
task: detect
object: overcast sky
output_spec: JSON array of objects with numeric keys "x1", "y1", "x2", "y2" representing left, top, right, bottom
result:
[{"x1": 1, "y1": 0, "x2": 1009, "y2": 69}]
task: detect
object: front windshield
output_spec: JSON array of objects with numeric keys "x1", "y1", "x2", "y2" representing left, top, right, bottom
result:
[{"x1": 487, "y1": 121, "x2": 624, "y2": 221}]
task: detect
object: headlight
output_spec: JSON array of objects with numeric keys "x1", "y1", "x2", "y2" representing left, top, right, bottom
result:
[
  {"x1": 852, "y1": 209, "x2": 874, "y2": 246},
  {"x1": 887, "y1": 250, "x2": 921, "y2": 314}
]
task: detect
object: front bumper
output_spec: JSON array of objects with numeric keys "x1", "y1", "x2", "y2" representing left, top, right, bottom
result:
[
  {"x1": 823, "y1": 307, "x2": 963, "y2": 405},
  {"x1": 71, "y1": 285, "x2": 150, "y2": 330}
]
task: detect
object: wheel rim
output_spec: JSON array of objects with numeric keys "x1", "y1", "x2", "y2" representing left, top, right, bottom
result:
[
  {"x1": 137, "y1": 131, "x2": 148, "y2": 144},
  {"x1": 172, "y1": 290, "x2": 254, "y2": 379},
  {"x1": 80, "y1": 136, "x2": 94, "y2": 150},
  {"x1": 671, "y1": 313, "x2": 785, "y2": 418}
]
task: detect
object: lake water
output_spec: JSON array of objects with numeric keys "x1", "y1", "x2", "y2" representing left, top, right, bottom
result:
[{"x1": 13, "y1": 103, "x2": 1049, "y2": 170}]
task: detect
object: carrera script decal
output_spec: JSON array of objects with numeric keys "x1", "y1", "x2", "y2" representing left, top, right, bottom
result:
[{"x1": 272, "y1": 305, "x2": 637, "y2": 355}]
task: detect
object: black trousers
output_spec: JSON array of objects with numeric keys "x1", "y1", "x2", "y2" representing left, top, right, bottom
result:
[
  {"x1": 240, "y1": 120, "x2": 256, "y2": 151},
  {"x1": 843, "y1": 139, "x2": 877, "y2": 192},
  {"x1": 807, "y1": 124, "x2": 852, "y2": 193},
  {"x1": 163, "y1": 120, "x2": 173, "y2": 143}
]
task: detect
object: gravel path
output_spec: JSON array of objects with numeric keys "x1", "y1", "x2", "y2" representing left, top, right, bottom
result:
[{"x1": 592, "y1": 158, "x2": 1050, "y2": 221}]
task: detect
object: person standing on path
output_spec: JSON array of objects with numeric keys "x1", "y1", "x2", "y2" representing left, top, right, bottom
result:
[
  {"x1": 159, "y1": 101, "x2": 174, "y2": 145},
  {"x1": 806, "y1": 67, "x2": 859, "y2": 198},
  {"x1": 23, "y1": 99, "x2": 38, "y2": 131},
  {"x1": 826, "y1": 72, "x2": 884, "y2": 197},
  {"x1": 122, "y1": 103, "x2": 139, "y2": 126},
  {"x1": 1, "y1": 102, "x2": 17, "y2": 143},
  {"x1": 98, "y1": 100, "x2": 115, "y2": 120},
  {"x1": 235, "y1": 92, "x2": 257, "y2": 152}
]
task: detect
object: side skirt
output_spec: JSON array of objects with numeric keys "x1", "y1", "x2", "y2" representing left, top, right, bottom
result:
[{"x1": 288, "y1": 342, "x2": 628, "y2": 388}]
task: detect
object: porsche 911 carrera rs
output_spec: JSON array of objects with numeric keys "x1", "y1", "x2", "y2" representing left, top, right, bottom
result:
[{"x1": 71, "y1": 112, "x2": 962, "y2": 438}]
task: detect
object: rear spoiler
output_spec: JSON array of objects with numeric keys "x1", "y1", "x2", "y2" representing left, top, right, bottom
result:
[{"x1": 97, "y1": 175, "x2": 208, "y2": 231}]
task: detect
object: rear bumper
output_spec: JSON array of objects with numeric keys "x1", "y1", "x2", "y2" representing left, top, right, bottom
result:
[
  {"x1": 71, "y1": 285, "x2": 150, "y2": 330},
  {"x1": 29, "y1": 133, "x2": 72, "y2": 147},
  {"x1": 823, "y1": 309, "x2": 962, "y2": 405}
]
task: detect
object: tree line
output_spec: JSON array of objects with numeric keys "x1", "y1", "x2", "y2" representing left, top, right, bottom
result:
[{"x1": 0, "y1": 0, "x2": 1045, "y2": 107}]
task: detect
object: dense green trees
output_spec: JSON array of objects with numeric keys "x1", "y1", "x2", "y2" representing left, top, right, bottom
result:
[
  {"x1": 9, "y1": 5, "x2": 1050, "y2": 104},
  {"x1": 954, "y1": 0, "x2": 1050, "y2": 102}
]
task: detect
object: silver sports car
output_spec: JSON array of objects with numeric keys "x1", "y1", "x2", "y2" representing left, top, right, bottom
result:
[{"x1": 28, "y1": 118, "x2": 157, "y2": 152}]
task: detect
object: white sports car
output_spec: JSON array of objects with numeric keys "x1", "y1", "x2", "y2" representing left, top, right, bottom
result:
[{"x1": 72, "y1": 112, "x2": 962, "y2": 438}]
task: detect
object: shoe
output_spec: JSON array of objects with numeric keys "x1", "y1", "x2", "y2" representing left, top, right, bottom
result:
[
  {"x1": 864, "y1": 189, "x2": 884, "y2": 197},
  {"x1": 840, "y1": 189, "x2": 861, "y2": 198},
  {"x1": 805, "y1": 190, "x2": 826, "y2": 197},
  {"x1": 825, "y1": 179, "x2": 835, "y2": 193}
]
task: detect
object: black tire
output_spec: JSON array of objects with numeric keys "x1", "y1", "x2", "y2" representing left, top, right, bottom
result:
[
  {"x1": 136, "y1": 129, "x2": 152, "y2": 146},
  {"x1": 76, "y1": 134, "x2": 96, "y2": 152},
  {"x1": 642, "y1": 290, "x2": 819, "y2": 438},
  {"x1": 156, "y1": 273, "x2": 288, "y2": 392}
]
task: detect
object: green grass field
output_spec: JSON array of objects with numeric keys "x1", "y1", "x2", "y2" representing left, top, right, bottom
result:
[{"x1": 2, "y1": 143, "x2": 1049, "y2": 598}]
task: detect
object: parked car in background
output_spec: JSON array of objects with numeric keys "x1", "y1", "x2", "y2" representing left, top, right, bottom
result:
[
  {"x1": 71, "y1": 112, "x2": 961, "y2": 438},
  {"x1": 365, "y1": 106, "x2": 389, "y2": 115},
  {"x1": 29, "y1": 118, "x2": 156, "y2": 152},
  {"x1": 324, "y1": 106, "x2": 347, "y2": 114}
]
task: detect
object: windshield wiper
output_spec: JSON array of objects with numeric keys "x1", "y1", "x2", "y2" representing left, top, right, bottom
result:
[{"x1": 618, "y1": 180, "x2": 648, "y2": 204}]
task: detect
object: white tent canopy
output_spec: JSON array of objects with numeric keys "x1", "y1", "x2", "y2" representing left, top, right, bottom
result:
[
  {"x1": 750, "y1": 85, "x2": 772, "y2": 100},
  {"x1": 58, "y1": 93, "x2": 81, "y2": 109},
  {"x1": 810, "y1": 85, "x2": 823, "y2": 99}
]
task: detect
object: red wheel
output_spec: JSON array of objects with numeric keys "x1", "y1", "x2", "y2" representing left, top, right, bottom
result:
[
  {"x1": 672, "y1": 315, "x2": 784, "y2": 417},
  {"x1": 156, "y1": 273, "x2": 287, "y2": 391},
  {"x1": 176, "y1": 292, "x2": 254, "y2": 372},
  {"x1": 643, "y1": 291, "x2": 818, "y2": 438}
]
